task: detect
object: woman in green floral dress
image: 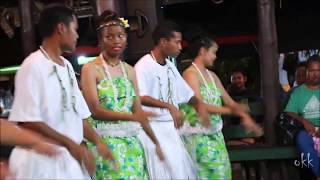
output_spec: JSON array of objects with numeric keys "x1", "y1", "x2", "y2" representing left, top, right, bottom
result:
[
  {"x1": 180, "y1": 36, "x2": 263, "y2": 179},
  {"x1": 81, "y1": 10, "x2": 164, "y2": 179}
]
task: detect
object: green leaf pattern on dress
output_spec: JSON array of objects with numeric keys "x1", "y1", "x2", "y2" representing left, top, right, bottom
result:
[
  {"x1": 180, "y1": 82, "x2": 223, "y2": 132},
  {"x1": 88, "y1": 77, "x2": 148, "y2": 180},
  {"x1": 180, "y1": 82, "x2": 231, "y2": 179}
]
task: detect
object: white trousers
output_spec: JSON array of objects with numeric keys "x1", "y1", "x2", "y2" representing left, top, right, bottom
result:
[
  {"x1": 9, "y1": 145, "x2": 90, "y2": 179},
  {"x1": 138, "y1": 121, "x2": 196, "y2": 179}
]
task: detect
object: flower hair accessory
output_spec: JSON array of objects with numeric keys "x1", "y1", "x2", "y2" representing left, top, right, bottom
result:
[
  {"x1": 97, "y1": 17, "x2": 130, "y2": 31},
  {"x1": 119, "y1": 18, "x2": 130, "y2": 28}
]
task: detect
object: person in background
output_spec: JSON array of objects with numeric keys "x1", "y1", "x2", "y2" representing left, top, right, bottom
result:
[
  {"x1": 285, "y1": 55, "x2": 320, "y2": 179},
  {"x1": 227, "y1": 68, "x2": 257, "y2": 101},
  {"x1": 291, "y1": 62, "x2": 306, "y2": 89},
  {"x1": 283, "y1": 62, "x2": 307, "y2": 106},
  {"x1": 81, "y1": 10, "x2": 164, "y2": 179},
  {"x1": 228, "y1": 68, "x2": 260, "y2": 116},
  {"x1": 294, "y1": 62, "x2": 307, "y2": 87},
  {"x1": 8, "y1": 5, "x2": 114, "y2": 179}
]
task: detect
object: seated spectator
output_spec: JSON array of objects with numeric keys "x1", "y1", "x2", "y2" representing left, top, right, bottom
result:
[
  {"x1": 294, "y1": 61, "x2": 307, "y2": 87},
  {"x1": 228, "y1": 68, "x2": 256, "y2": 101},
  {"x1": 226, "y1": 69, "x2": 261, "y2": 145},
  {"x1": 227, "y1": 68, "x2": 259, "y2": 113},
  {"x1": 281, "y1": 62, "x2": 307, "y2": 108},
  {"x1": 285, "y1": 55, "x2": 320, "y2": 179}
]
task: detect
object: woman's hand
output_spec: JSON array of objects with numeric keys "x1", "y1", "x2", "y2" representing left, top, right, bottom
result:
[
  {"x1": 197, "y1": 102, "x2": 210, "y2": 128},
  {"x1": 132, "y1": 110, "x2": 157, "y2": 124},
  {"x1": 241, "y1": 116, "x2": 264, "y2": 137},
  {"x1": 96, "y1": 142, "x2": 118, "y2": 170}
]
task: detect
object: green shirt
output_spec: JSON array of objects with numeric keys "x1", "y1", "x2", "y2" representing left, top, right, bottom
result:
[{"x1": 285, "y1": 84, "x2": 320, "y2": 127}]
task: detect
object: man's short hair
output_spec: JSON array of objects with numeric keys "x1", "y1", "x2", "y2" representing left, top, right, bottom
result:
[
  {"x1": 38, "y1": 4, "x2": 75, "y2": 38},
  {"x1": 232, "y1": 67, "x2": 247, "y2": 77},
  {"x1": 152, "y1": 21, "x2": 181, "y2": 45},
  {"x1": 306, "y1": 54, "x2": 320, "y2": 69}
]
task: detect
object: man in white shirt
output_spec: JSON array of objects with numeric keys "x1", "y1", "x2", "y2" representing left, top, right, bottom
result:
[
  {"x1": 134, "y1": 21, "x2": 209, "y2": 179},
  {"x1": 8, "y1": 5, "x2": 113, "y2": 179}
]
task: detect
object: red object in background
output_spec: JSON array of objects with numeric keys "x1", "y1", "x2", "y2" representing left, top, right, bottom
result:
[
  {"x1": 215, "y1": 34, "x2": 257, "y2": 45},
  {"x1": 181, "y1": 34, "x2": 258, "y2": 49},
  {"x1": 181, "y1": 40, "x2": 189, "y2": 49}
]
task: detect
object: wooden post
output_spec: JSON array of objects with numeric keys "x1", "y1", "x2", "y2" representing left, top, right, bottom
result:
[
  {"x1": 90, "y1": 0, "x2": 125, "y2": 17},
  {"x1": 257, "y1": 0, "x2": 280, "y2": 145},
  {"x1": 19, "y1": 0, "x2": 36, "y2": 58}
]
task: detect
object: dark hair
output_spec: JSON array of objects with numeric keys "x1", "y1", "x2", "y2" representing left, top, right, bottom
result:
[
  {"x1": 306, "y1": 54, "x2": 320, "y2": 69},
  {"x1": 96, "y1": 10, "x2": 123, "y2": 37},
  {"x1": 183, "y1": 27, "x2": 217, "y2": 59},
  {"x1": 152, "y1": 21, "x2": 181, "y2": 45},
  {"x1": 232, "y1": 67, "x2": 247, "y2": 77},
  {"x1": 296, "y1": 61, "x2": 307, "y2": 70},
  {"x1": 188, "y1": 36, "x2": 216, "y2": 59},
  {"x1": 38, "y1": 4, "x2": 75, "y2": 38}
]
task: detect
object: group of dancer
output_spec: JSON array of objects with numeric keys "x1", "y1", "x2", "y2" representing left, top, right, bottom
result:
[{"x1": 4, "y1": 4, "x2": 263, "y2": 180}]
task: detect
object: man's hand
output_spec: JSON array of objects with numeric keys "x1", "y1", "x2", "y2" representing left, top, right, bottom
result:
[
  {"x1": 66, "y1": 141, "x2": 95, "y2": 176},
  {"x1": 0, "y1": 160, "x2": 12, "y2": 180},
  {"x1": 31, "y1": 142, "x2": 60, "y2": 156},
  {"x1": 155, "y1": 143, "x2": 165, "y2": 161},
  {"x1": 167, "y1": 104, "x2": 183, "y2": 129},
  {"x1": 81, "y1": 146, "x2": 96, "y2": 177},
  {"x1": 66, "y1": 141, "x2": 83, "y2": 164},
  {"x1": 302, "y1": 119, "x2": 317, "y2": 136}
]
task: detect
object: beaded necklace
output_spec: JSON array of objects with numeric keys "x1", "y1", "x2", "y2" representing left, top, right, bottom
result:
[
  {"x1": 192, "y1": 62, "x2": 218, "y2": 105},
  {"x1": 100, "y1": 54, "x2": 131, "y2": 112},
  {"x1": 150, "y1": 51, "x2": 175, "y2": 107},
  {"x1": 39, "y1": 46, "x2": 78, "y2": 120}
]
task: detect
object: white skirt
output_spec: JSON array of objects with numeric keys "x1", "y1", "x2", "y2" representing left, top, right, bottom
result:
[
  {"x1": 9, "y1": 145, "x2": 91, "y2": 180},
  {"x1": 138, "y1": 121, "x2": 196, "y2": 179}
]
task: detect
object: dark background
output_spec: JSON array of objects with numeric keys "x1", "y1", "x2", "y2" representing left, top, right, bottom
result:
[{"x1": 1, "y1": 0, "x2": 319, "y2": 66}]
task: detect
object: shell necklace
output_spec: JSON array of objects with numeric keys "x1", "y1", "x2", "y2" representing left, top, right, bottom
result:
[
  {"x1": 100, "y1": 54, "x2": 131, "y2": 112},
  {"x1": 39, "y1": 46, "x2": 78, "y2": 119},
  {"x1": 192, "y1": 62, "x2": 218, "y2": 104},
  {"x1": 150, "y1": 51, "x2": 175, "y2": 106}
]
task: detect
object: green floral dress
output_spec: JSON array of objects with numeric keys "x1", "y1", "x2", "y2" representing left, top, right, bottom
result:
[
  {"x1": 180, "y1": 82, "x2": 232, "y2": 180},
  {"x1": 88, "y1": 65, "x2": 148, "y2": 180}
]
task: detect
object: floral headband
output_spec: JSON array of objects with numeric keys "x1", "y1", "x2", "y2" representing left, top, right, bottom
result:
[{"x1": 97, "y1": 18, "x2": 130, "y2": 31}]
